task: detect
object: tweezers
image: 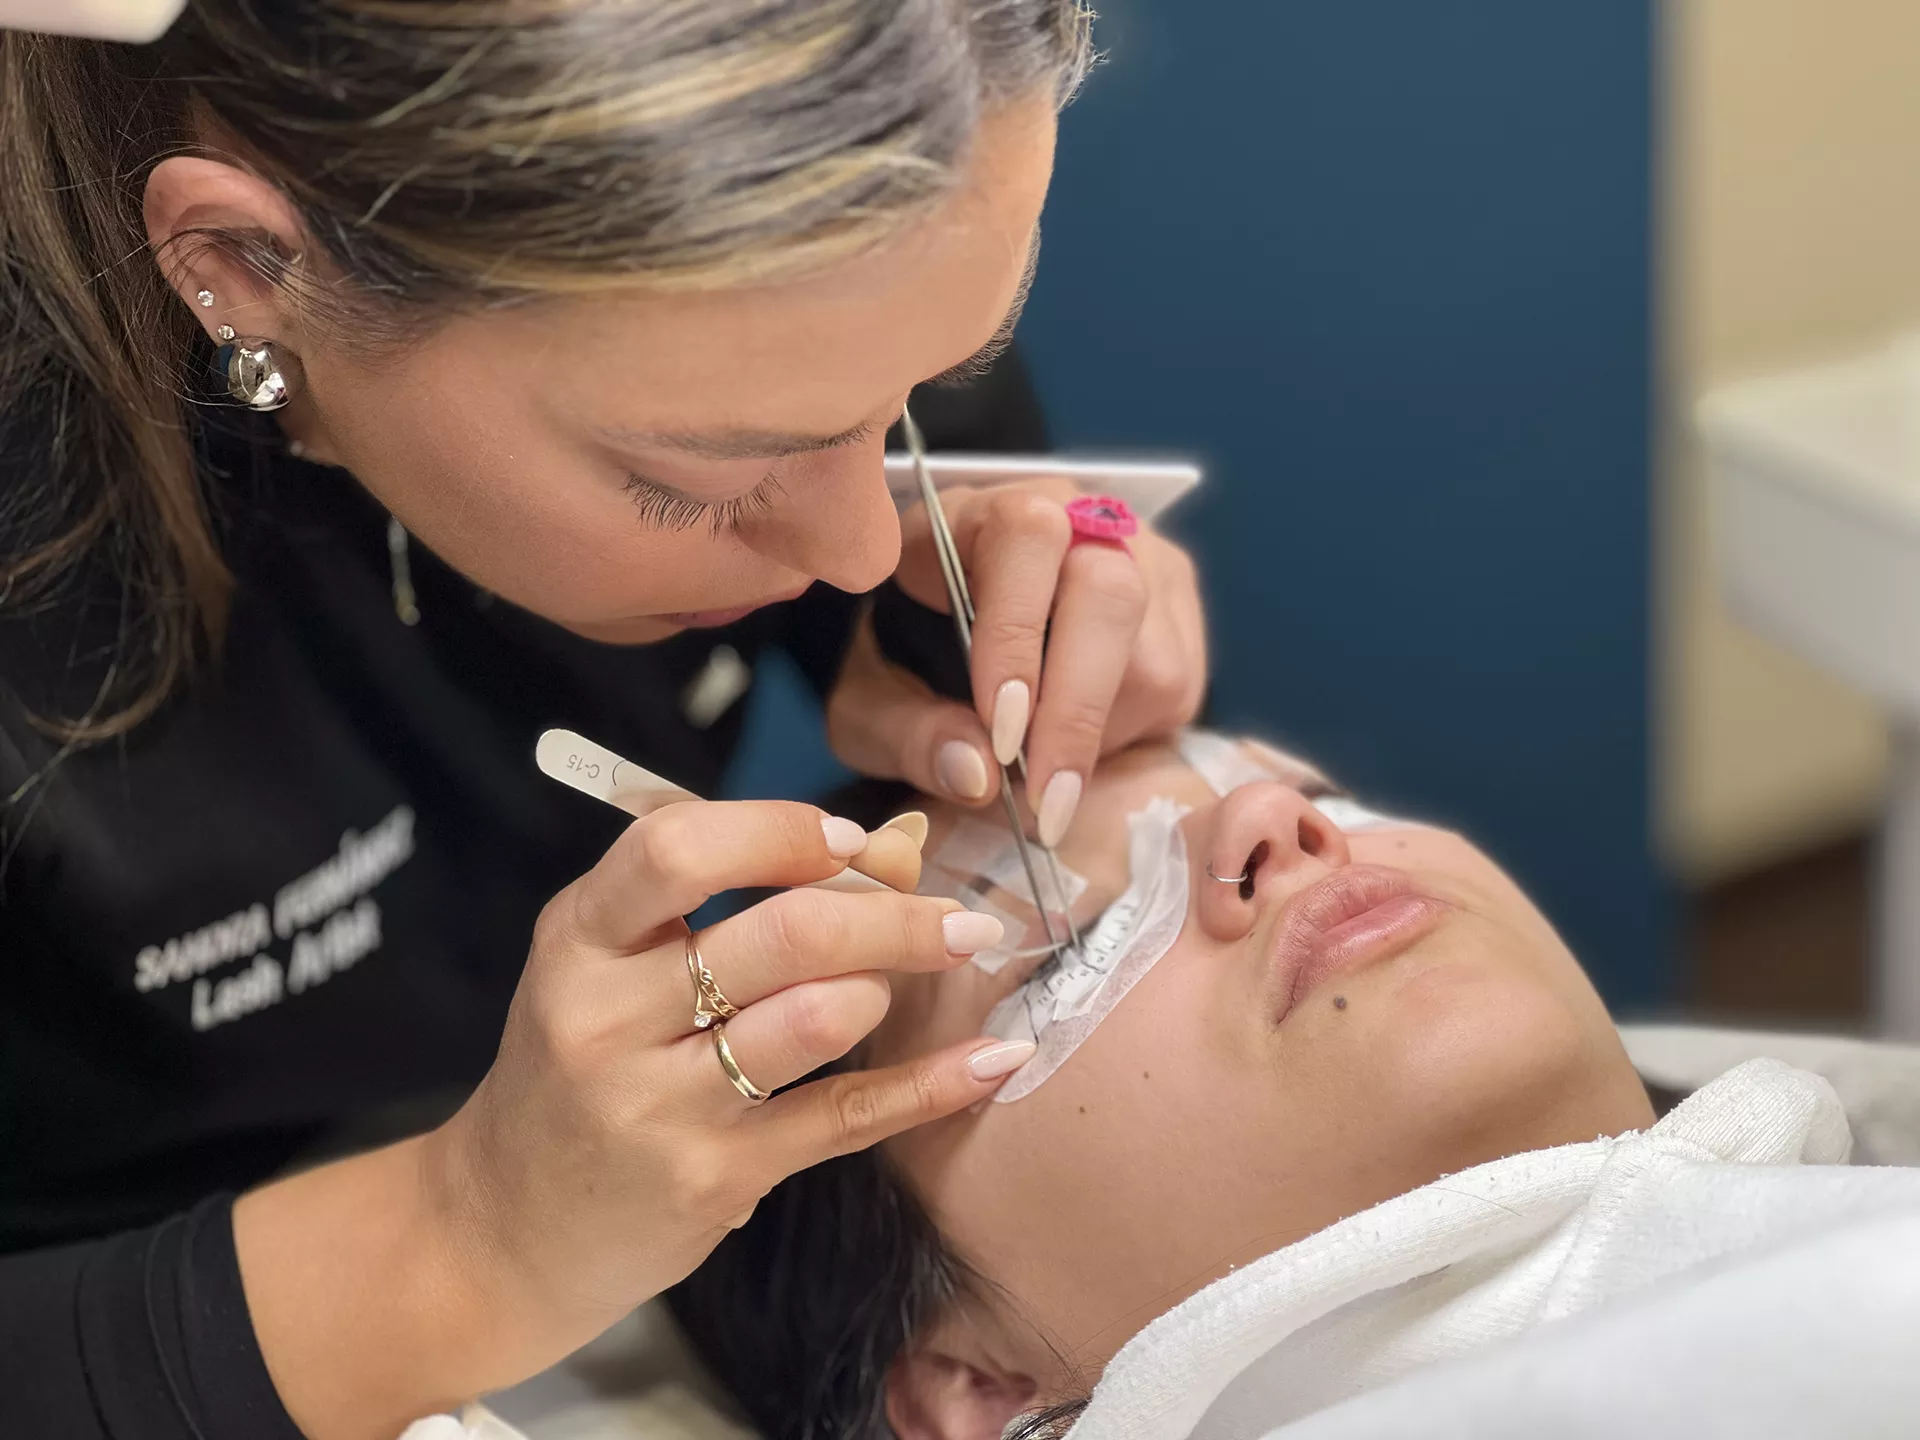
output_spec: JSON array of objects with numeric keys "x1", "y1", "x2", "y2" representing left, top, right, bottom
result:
[{"x1": 899, "y1": 407, "x2": 1082, "y2": 956}]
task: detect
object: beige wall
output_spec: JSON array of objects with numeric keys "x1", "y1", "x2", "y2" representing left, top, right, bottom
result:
[{"x1": 1661, "y1": 0, "x2": 1920, "y2": 883}]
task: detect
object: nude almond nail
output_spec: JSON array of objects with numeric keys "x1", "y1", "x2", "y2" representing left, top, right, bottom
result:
[
  {"x1": 990, "y1": 679, "x2": 1031, "y2": 767},
  {"x1": 967, "y1": 1040, "x2": 1036, "y2": 1081},
  {"x1": 1035, "y1": 770, "x2": 1083, "y2": 848},
  {"x1": 820, "y1": 815, "x2": 867, "y2": 858},
  {"x1": 943, "y1": 910, "x2": 1005, "y2": 956},
  {"x1": 936, "y1": 740, "x2": 990, "y2": 801}
]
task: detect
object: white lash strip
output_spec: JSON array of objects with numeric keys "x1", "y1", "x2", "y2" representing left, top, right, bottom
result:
[{"x1": 983, "y1": 797, "x2": 1192, "y2": 1103}]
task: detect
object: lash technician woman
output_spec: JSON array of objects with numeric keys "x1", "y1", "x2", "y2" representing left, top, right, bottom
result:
[{"x1": 0, "y1": 4, "x2": 1207, "y2": 1437}]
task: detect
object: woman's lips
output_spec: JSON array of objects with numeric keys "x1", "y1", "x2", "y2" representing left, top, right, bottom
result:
[
  {"x1": 1269, "y1": 865, "x2": 1447, "y2": 1016},
  {"x1": 658, "y1": 585, "x2": 811, "y2": 629}
]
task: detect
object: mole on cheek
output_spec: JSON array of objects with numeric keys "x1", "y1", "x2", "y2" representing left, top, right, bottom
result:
[{"x1": 1333, "y1": 995, "x2": 1348, "y2": 1011}]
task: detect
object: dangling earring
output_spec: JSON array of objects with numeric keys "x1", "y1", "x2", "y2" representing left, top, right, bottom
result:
[
  {"x1": 214, "y1": 325, "x2": 304, "y2": 412},
  {"x1": 386, "y1": 515, "x2": 421, "y2": 626}
]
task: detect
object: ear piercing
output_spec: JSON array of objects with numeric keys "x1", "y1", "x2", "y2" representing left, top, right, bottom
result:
[
  {"x1": 197, "y1": 286, "x2": 303, "y2": 412},
  {"x1": 214, "y1": 329, "x2": 302, "y2": 411}
]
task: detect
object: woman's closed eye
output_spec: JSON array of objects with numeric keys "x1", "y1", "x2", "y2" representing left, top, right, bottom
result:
[{"x1": 624, "y1": 470, "x2": 785, "y2": 534}]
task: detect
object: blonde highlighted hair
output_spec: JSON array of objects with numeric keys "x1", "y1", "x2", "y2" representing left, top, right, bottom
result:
[{"x1": 0, "y1": 0, "x2": 1093, "y2": 737}]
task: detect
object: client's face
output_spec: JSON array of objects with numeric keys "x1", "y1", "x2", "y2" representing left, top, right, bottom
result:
[{"x1": 869, "y1": 739, "x2": 1653, "y2": 1406}]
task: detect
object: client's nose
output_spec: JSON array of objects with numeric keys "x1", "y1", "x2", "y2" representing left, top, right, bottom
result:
[{"x1": 1196, "y1": 781, "x2": 1351, "y2": 942}]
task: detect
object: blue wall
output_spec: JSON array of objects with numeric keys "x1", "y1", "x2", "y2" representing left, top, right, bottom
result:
[
  {"x1": 1016, "y1": 0, "x2": 1666, "y2": 1006},
  {"x1": 726, "y1": 1, "x2": 1668, "y2": 1008}
]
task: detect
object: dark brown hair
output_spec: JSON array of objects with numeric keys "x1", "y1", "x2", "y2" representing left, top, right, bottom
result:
[
  {"x1": 666, "y1": 1131, "x2": 1091, "y2": 1440},
  {"x1": 0, "y1": 0, "x2": 1092, "y2": 737}
]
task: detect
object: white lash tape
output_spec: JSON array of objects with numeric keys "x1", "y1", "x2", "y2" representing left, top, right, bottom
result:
[
  {"x1": 534, "y1": 728, "x2": 890, "y2": 895},
  {"x1": 1175, "y1": 728, "x2": 1413, "y2": 832},
  {"x1": 1176, "y1": 728, "x2": 1284, "y2": 796},
  {"x1": 1310, "y1": 795, "x2": 1410, "y2": 834},
  {"x1": 984, "y1": 797, "x2": 1192, "y2": 1103}
]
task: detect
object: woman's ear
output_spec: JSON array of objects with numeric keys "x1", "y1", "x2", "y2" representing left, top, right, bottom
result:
[
  {"x1": 884, "y1": 1314, "x2": 1038, "y2": 1440},
  {"x1": 143, "y1": 156, "x2": 307, "y2": 345}
]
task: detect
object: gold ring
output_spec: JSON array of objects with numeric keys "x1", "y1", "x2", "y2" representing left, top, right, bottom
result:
[
  {"x1": 712, "y1": 1022, "x2": 771, "y2": 1103},
  {"x1": 684, "y1": 931, "x2": 740, "y2": 1031}
]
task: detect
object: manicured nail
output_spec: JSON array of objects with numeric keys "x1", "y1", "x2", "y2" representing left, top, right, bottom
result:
[
  {"x1": 967, "y1": 1040, "x2": 1036, "y2": 1081},
  {"x1": 943, "y1": 910, "x2": 1006, "y2": 956},
  {"x1": 881, "y1": 811, "x2": 930, "y2": 848},
  {"x1": 821, "y1": 815, "x2": 868, "y2": 858},
  {"x1": 936, "y1": 740, "x2": 990, "y2": 801},
  {"x1": 990, "y1": 679, "x2": 1031, "y2": 767},
  {"x1": 1035, "y1": 770, "x2": 1083, "y2": 848}
]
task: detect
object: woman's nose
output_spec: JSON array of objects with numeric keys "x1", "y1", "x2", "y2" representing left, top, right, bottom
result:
[
  {"x1": 747, "y1": 439, "x2": 901, "y2": 594},
  {"x1": 1197, "y1": 781, "x2": 1351, "y2": 941}
]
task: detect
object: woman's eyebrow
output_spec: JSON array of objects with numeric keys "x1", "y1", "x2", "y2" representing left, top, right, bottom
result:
[
  {"x1": 601, "y1": 230, "x2": 1040, "y2": 454},
  {"x1": 925, "y1": 228, "x2": 1042, "y2": 389}
]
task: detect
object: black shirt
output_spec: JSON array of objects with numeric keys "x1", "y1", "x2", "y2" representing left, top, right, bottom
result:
[{"x1": 0, "y1": 358, "x2": 1045, "y2": 1436}]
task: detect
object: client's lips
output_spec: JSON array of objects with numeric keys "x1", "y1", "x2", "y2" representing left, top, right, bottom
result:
[{"x1": 1269, "y1": 865, "x2": 1447, "y2": 1016}]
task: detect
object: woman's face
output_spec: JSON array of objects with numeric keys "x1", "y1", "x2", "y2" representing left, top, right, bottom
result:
[
  {"x1": 280, "y1": 97, "x2": 1055, "y2": 642},
  {"x1": 872, "y1": 741, "x2": 1653, "y2": 1388}
]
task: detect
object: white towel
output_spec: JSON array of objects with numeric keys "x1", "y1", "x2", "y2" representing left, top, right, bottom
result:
[
  {"x1": 1620, "y1": 1022, "x2": 1920, "y2": 1164},
  {"x1": 1266, "y1": 1205, "x2": 1920, "y2": 1439},
  {"x1": 1068, "y1": 1058, "x2": 1920, "y2": 1440}
]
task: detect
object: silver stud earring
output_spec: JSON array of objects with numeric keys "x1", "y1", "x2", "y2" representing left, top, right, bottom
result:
[
  {"x1": 214, "y1": 331, "x2": 303, "y2": 412},
  {"x1": 196, "y1": 288, "x2": 215, "y2": 308}
]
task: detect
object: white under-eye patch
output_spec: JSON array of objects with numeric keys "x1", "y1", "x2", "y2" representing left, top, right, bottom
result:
[{"x1": 982, "y1": 797, "x2": 1192, "y2": 1103}]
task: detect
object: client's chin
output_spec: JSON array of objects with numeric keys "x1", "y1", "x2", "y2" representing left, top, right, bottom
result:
[{"x1": 1340, "y1": 946, "x2": 1646, "y2": 1180}]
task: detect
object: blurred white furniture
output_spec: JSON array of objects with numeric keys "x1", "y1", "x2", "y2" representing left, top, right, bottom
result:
[{"x1": 1701, "y1": 341, "x2": 1920, "y2": 1037}]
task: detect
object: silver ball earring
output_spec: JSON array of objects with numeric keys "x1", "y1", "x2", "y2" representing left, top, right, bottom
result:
[
  {"x1": 214, "y1": 331, "x2": 303, "y2": 412},
  {"x1": 196, "y1": 288, "x2": 215, "y2": 308}
]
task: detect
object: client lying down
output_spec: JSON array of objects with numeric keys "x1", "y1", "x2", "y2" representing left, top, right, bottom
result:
[{"x1": 667, "y1": 731, "x2": 1920, "y2": 1440}]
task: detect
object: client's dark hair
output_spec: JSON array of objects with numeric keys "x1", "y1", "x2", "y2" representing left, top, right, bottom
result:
[
  {"x1": 665, "y1": 1134, "x2": 969, "y2": 1440},
  {"x1": 669, "y1": 776, "x2": 1091, "y2": 1439},
  {"x1": 667, "y1": 1136, "x2": 1091, "y2": 1440}
]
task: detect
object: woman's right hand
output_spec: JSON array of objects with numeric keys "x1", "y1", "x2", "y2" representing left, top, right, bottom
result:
[{"x1": 236, "y1": 800, "x2": 1021, "y2": 1440}]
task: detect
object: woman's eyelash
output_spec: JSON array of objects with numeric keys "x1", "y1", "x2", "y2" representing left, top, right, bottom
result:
[{"x1": 624, "y1": 472, "x2": 784, "y2": 535}]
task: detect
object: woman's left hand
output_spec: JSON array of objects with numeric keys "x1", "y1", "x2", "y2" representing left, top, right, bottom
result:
[{"x1": 828, "y1": 479, "x2": 1207, "y2": 845}]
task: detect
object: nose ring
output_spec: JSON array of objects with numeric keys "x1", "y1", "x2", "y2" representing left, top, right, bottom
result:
[{"x1": 1206, "y1": 862, "x2": 1250, "y2": 885}]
